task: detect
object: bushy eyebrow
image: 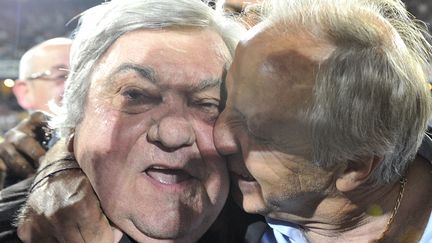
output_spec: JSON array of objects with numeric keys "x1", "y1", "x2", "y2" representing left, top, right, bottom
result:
[
  {"x1": 109, "y1": 63, "x2": 157, "y2": 84},
  {"x1": 189, "y1": 78, "x2": 222, "y2": 93},
  {"x1": 108, "y1": 63, "x2": 222, "y2": 94}
]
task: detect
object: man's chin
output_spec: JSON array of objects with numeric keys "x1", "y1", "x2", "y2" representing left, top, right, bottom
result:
[
  {"x1": 126, "y1": 217, "x2": 204, "y2": 243},
  {"x1": 231, "y1": 184, "x2": 270, "y2": 215}
]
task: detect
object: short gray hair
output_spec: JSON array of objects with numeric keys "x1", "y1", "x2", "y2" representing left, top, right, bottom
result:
[
  {"x1": 263, "y1": 0, "x2": 432, "y2": 184},
  {"x1": 51, "y1": 0, "x2": 245, "y2": 137}
]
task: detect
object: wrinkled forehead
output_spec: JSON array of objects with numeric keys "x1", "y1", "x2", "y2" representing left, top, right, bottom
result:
[{"x1": 91, "y1": 28, "x2": 229, "y2": 89}]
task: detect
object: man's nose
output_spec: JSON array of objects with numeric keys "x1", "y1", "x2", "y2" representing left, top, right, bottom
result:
[
  {"x1": 214, "y1": 111, "x2": 239, "y2": 156},
  {"x1": 147, "y1": 115, "x2": 195, "y2": 149}
]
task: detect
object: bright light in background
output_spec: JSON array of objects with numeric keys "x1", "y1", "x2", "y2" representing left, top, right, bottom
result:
[{"x1": 3, "y1": 79, "x2": 15, "y2": 88}]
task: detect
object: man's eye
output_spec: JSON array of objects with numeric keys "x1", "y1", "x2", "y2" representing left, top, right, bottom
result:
[
  {"x1": 122, "y1": 89, "x2": 157, "y2": 104},
  {"x1": 116, "y1": 88, "x2": 162, "y2": 115},
  {"x1": 195, "y1": 100, "x2": 220, "y2": 112},
  {"x1": 200, "y1": 101, "x2": 219, "y2": 110},
  {"x1": 191, "y1": 99, "x2": 221, "y2": 122}
]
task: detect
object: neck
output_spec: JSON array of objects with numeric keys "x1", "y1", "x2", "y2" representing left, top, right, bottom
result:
[
  {"x1": 268, "y1": 156, "x2": 432, "y2": 243},
  {"x1": 304, "y1": 181, "x2": 400, "y2": 243}
]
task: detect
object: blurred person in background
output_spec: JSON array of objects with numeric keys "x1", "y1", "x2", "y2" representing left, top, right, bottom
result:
[
  {"x1": 0, "y1": 38, "x2": 71, "y2": 187},
  {"x1": 13, "y1": 37, "x2": 71, "y2": 114}
]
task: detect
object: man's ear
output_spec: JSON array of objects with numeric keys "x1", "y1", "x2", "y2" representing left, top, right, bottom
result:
[
  {"x1": 12, "y1": 80, "x2": 33, "y2": 110},
  {"x1": 335, "y1": 156, "x2": 382, "y2": 192}
]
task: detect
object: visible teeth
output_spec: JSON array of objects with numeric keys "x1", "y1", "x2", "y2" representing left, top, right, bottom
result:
[{"x1": 146, "y1": 168, "x2": 191, "y2": 184}]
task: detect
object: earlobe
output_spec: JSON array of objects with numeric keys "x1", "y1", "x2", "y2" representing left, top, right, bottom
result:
[
  {"x1": 336, "y1": 156, "x2": 382, "y2": 192},
  {"x1": 12, "y1": 80, "x2": 32, "y2": 110}
]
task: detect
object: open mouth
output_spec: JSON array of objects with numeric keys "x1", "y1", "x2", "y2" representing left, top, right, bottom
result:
[{"x1": 145, "y1": 166, "x2": 193, "y2": 185}]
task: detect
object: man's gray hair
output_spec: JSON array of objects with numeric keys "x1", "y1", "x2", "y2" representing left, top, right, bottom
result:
[
  {"x1": 51, "y1": 0, "x2": 245, "y2": 137},
  {"x1": 263, "y1": 0, "x2": 432, "y2": 184}
]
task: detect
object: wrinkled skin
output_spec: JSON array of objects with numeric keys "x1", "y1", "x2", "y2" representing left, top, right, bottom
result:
[
  {"x1": 0, "y1": 112, "x2": 49, "y2": 188},
  {"x1": 18, "y1": 28, "x2": 231, "y2": 243},
  {"x1": 72, "y1": 29, "x2": 230, "y2": 242}
]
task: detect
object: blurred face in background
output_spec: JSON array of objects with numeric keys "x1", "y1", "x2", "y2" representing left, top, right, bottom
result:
[{"x1": 13, "y1": 39, "x2": 71, "y2": 113}]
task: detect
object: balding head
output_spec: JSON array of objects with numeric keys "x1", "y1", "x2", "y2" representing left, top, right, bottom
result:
[
  {"x1": 14, "y1": 37, "x2": 71, "y2": 112},
  {"x1": 19, "y1": 37, "x2": 72, "y2": 80}
]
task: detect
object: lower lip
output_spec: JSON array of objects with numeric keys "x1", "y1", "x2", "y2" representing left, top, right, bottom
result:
[
  {"x1": 230, "y1": 172, "x2": 260, "y2": 194},
  {"x1": 141, "y1": 172, "x2": 197, "y2": 193}
]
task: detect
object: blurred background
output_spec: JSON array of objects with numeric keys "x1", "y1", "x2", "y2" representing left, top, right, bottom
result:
[
  {"x1": 0, "y1": 0, "x2": 431, "y2": 136},
  {"x1": 0, "y1": 0, "x2": 103, "y2": 136}
]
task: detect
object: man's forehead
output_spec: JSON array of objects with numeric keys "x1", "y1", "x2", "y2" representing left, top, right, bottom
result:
[
  {"x1": 229, "y1": 26, "x2": 321, "y2": 118},
  {"x1": 34, "y1": 44, "x2": 70, "y2": 60},
  {"x1": 91, "y1": 29, "x2": 227, "y2": 90},
  {"x1": 29, "y1": 44, "x2": 70, "y2": 71},
  {"x1": 243, "y1": 24, "x2": 333, "y2": 59},
  {"x1": 35, "y1": 43, "x2": 71, "y2": 57},
  {"x1": 101, "y1": 28, "x2": 228, "y2": 63},
  {"x1": 232, "y1": 25, "x2": 336, "y2": 94},
  {"x1": 263, "y1": 50, "x2": 318, "y2": 88}
]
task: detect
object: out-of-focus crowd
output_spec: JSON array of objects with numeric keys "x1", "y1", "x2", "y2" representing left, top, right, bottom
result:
[
  {"x1": 0, "y1": 0, "x2": 102, "y2": 60},
  {"x1": 0, "y1": 0, "x2": 103, "y2": 136}
]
